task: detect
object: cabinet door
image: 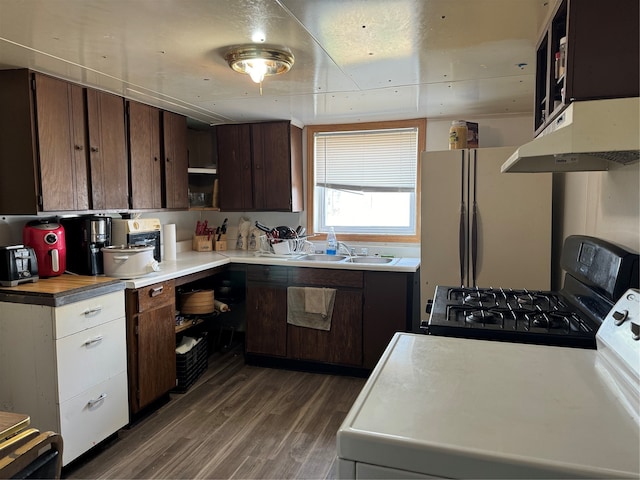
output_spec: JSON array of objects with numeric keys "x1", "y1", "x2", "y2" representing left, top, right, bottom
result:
[
  {"x1": 217, "y1": 123, "x2": 253, "y2": 211},
  {"x1": 162, "y1": 111, "x2": 188, "y2": 209},
  {"x1": 245, "y1": 284, "x2": 287, "y2": 356},
  {"x1": 251, "y1": 121, "x2": 291, "y2": 211},
  {"x1": 128, "y1": 101, "x2": 162, "y2": 209},
  {"x1": 86, "y1": 88, "x2": 129, "y2": 210},
  {"x1": 136, "y1": 304, "x2": 177, "y2": 409},
  {"x1": 34, "y1": 73, "x2": 90, "y2": 211},
  {"x1": 362, "y1": 272, "x2": 409, "y2": 369},
  {"x1": 251, "y1": 121, "x2": 303, "y2": 212},
  {"x1": 287, "y1": 289, "x2": 363, "y2": 366}
]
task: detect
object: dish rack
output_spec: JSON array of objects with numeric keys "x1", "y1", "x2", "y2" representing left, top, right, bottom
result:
[{"x1": 259, "y1": 234, "x2": 314, "y2": 256}]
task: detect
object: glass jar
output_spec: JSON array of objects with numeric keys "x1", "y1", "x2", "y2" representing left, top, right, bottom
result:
[{"x1": 449, "y1": 120, "x2": 468, "y2": 150}]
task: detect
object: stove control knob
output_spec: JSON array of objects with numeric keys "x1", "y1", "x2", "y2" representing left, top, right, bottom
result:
[
  {"x1": 631, "y1": 321, "x2": 640, "y2": 341},
  {"x1": 613, "y1": 309, "x2": 629, "y2": 326}
]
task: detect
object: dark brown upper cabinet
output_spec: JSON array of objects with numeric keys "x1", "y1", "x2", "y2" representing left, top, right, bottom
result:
[
  {"x1": 0, "y1": 70, "x2": 90, "y2": 213},
  {"x1": 534, "y1": 0, "x2": 639, "y2": 134},
  {"x1": 162, "y1": 111, "x2": 189, "y2": 209},
  {"x1": 86, "y1": 88, "x2": 129, "y2": 210},
  {"x1": 0, "y1": 69, "x2": 129, "y2": 213},
  {"x1": 127, "y1": 101, "x2": 162, "y2": 209},
  {"x1": 216, "y1": 120, "x2": 303, "y2": 212}
]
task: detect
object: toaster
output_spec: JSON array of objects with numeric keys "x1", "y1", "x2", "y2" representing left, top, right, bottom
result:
[{"x1": 0, "y1": 245, "x2": 39, "y2": 287}]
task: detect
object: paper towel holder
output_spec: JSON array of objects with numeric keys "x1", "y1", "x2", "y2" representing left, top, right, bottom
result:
[{"x1": 163, "y1": 223, "x2": 177, "y2": 261}]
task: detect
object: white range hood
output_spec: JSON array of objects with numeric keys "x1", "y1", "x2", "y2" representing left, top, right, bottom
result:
[{"x1": 502, "y1": 97, "x2": 640, "y2": 173}]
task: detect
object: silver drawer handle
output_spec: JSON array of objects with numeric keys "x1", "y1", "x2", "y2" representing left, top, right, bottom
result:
[
  {"x1": 83, "y1": 306, "x2": 103, "y2": 316},
  {"x1": 83, "y1": 335, "x2": 104, "y2": 347},
  {"x1": 149, "y1": 286, "x2": 164, "y2": 297},
  {"x1": 87, "y1": 393, "x2": 108, "y2": 408}
]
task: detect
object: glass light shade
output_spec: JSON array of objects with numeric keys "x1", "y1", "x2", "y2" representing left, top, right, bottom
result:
[{"x1": 225, "y1": 46, "x2": 294, "y2": 84}]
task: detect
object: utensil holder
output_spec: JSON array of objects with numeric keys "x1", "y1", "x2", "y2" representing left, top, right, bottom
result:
[
  {"x1": 192, "y1": 235, "x2": 213, "y2": 252},
  {"x1": 214, "y1": 234, "x2": 227, "y2": 251}
]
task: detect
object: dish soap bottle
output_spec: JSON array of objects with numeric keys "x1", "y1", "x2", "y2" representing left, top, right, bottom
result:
[{"x1": 326, "y1": 227, "x2": 337, "y2": 255}]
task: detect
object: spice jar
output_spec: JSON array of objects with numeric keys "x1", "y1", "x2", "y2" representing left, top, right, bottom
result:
[
  {"x1": 558, "y1": 37, "x2": 567, "y2": 78},
  {"x1": 449, "y1": 120, "x2": 468, "y2": 150}
]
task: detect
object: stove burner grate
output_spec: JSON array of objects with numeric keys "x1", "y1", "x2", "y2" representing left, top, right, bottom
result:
[{"x1": 526, "y1": 311, "x2": 571, "y2": 330}]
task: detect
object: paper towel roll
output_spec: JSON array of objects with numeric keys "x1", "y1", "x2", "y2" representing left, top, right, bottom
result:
[{"x1": 163, "y1": 224, "x2": 177, "y2": 260}]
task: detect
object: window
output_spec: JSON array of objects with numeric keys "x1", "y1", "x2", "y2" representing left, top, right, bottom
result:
[{"x1": 307, "y1": 119, "x2": 424, "y2": 243}]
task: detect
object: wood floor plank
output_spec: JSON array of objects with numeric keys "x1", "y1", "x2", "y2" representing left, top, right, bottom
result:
[{"x1": 64, "y1": 347, "x2": 366, "y2": 479}]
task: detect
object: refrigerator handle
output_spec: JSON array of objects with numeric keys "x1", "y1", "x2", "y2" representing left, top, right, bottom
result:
[
  {"x1": 458, "y1": 150, "x2": 466, "y2": 287},
  {"x1": 471, "y1": 150, "x2": 478, "y2": 287}
]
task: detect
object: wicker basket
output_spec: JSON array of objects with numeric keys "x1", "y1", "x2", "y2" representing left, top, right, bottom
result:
[{"x1": 180, "y1": 290, "x2": 215, "y2": 315}]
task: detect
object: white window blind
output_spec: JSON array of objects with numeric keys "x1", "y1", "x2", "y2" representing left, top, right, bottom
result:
[{"x1": 314, "y1": 128, "x2": 418, "y2": 193}]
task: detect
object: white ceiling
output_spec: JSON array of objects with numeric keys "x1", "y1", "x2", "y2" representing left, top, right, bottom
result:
[{"x1": 0, "y1": 0, "x2": 552, "y2": 127}]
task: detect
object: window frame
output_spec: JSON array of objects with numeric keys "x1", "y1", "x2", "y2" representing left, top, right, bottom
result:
[{"x1": 306, "y1": 118, "x2": 425, "y2": 243}]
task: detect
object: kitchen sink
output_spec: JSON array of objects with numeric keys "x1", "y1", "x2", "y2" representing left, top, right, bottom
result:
[
  {"x1": 348, "y1": 256, "x2": 395, "y2": 264},
  {"x1": 295, "y1": 254, "x2": 349, "y2": 262}
]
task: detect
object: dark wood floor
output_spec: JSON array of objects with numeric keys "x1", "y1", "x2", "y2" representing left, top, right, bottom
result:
[{"x1": 64, "y1": 343, "x2": 367, "y2": 479}]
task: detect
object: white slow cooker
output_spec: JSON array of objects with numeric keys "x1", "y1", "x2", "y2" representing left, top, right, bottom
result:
[{"x1": 102, "y1": 245, "x2": 159, "y2": 278}]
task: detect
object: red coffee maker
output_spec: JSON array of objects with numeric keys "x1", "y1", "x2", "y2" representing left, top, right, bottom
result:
[{"x1": 23, "y1": 219, "x2": 66, "y2": 277}]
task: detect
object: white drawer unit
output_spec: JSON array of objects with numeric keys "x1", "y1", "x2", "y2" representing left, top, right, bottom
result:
[
  {"x1": 0, "y1": 289, "x2": 129, "y2": 466},
  {"x1": 54, "y1": 291, "x2": 125, "y2": 338},
  {"x1": 56, "y1": 317, "x2": 127, "y2": 402},
  {"x1": 59, "y1": 371, "x2": 128, "y2": 464}
]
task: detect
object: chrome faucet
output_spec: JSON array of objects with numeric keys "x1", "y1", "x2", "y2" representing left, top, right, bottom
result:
[{"x1": 337, "y1": 241, "x2": 353, "y2": 257}]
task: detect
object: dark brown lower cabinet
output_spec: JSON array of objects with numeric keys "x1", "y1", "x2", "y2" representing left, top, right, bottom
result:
[
  {"x1": 245, "y1": 283, "x2": 288, "y2": 356},
  {"x1": 362, "y1": 271, "x2": 419, "y2": 369},
  {"x1": 125, "y1": 280, "x2": 177, "y2": 414},
  {"x1": 287, "y1": 288, "x2": 363, "y2": 366},
  {"x1": 245, "y1": 265, "x2": 289, "y2": 357},
  {"x1": 244, "y1": 264, "x2": 419, "y2": 370}
]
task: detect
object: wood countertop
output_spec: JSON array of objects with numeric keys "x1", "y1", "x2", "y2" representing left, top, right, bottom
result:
[
  {"x1": 0, "y1": 274, "x2": 125, "y2": 307},
  {"x1": 0, "y1": 412, "x2": 30, "y2": 441}
]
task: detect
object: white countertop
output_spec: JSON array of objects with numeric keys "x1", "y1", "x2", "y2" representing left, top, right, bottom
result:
[
  {"x1": 122, "y1": 249, "x2": 420, "y2": 288},
  {"x1": 337, "y1": 333, "x2": 640, "y2": 479}
]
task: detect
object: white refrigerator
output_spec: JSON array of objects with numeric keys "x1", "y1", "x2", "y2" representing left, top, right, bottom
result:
[{"x1": 420, "y1": 147, "x2": 552, "y2": 321}]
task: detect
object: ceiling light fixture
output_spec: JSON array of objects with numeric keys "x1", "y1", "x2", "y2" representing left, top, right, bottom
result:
[{"x1": 225, "y1": 45, "x2": 294, "y2": 94}]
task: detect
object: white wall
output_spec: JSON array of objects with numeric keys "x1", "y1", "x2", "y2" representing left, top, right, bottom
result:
[{"x1": 552, "y1": 163, "x2": 640, "y2": 287}]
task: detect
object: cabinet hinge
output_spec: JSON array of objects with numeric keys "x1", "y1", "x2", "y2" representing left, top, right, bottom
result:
[
  {"x1": 135, "y1": 324, "x2": 139, "y2": 335},
  {"x1": 31, "y1": 77, "x2": 36, "y2": 91},
  {"x1": 38, "y1": 195, "x2": 43, "y2": 209}
]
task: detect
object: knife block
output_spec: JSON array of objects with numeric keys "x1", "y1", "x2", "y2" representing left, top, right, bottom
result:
[
  {"x1": 214, "y1": 234, "x2": 227, "y2": 251},
  {"x1": 192, "y1": 235, "x2": 212, "y2": 252}
]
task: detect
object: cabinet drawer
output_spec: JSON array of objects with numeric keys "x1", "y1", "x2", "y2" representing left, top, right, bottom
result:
[
  {"x1": 135, "y1": 280, "x2": 175, "y2": 312},
  {"x1": 290, "y1": 268, "x2": 363, "y2": 288},
  {"x1": 56, "y1": 316, "x2": 127, "y2": 402},
  {"x1": 54, "y1": 291, "x2": 125, "y2": 339},
  {"x1": 58, "y1": 371, "x2": 128, "y2": 466},
  {"x1": 247, "y1": 265, "x2": 288, "y2": 283}
]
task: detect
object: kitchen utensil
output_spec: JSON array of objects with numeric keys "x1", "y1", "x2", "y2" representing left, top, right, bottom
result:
[{"x1": 102, "y1": 245, "x2": 159, "y2": 278}]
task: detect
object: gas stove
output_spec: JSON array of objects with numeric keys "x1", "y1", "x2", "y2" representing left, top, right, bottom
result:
[
  {"x1": 427, "y1": 284, "x2": 598, "y2": 347},
  {"x1": 424, "y1": 235, "x2": 639, "y2": 348}
]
